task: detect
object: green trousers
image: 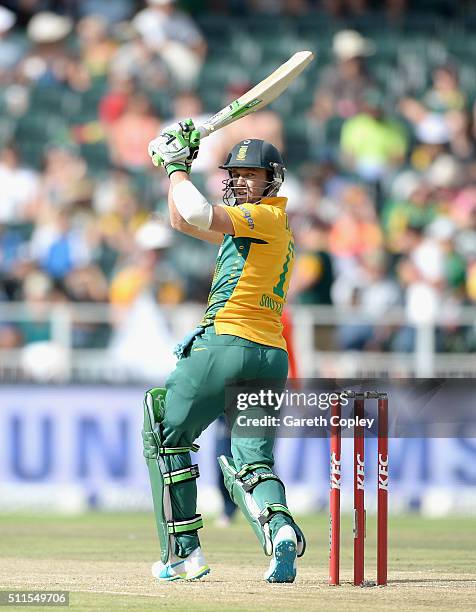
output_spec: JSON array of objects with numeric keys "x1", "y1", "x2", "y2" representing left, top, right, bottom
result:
[{"x1": 160, "y1": 325, "x2": 293, "y2": 558}]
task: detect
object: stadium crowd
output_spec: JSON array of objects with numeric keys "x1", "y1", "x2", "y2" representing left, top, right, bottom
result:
[{"x1": 1, "y1": 0, "x2": 476, "y2": 367}]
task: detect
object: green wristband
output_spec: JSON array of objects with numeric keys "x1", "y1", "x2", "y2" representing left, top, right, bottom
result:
[{"x1": 165, "y1": 162, "x2": 189, "y2": 177}]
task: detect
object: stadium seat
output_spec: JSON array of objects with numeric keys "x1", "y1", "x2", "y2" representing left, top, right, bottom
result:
[{"x1": 80, "y1": 142, "x2": 111, "y2": 173}]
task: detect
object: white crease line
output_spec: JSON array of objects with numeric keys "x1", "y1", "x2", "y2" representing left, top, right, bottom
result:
[{"x1": 73, "y1": 589, "x2": 166, "y2": 598}]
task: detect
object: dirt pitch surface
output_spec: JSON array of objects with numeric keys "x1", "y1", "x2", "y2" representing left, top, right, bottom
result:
[{"x1": 0, "y1": 513, "x2": 474, "y2": 611}]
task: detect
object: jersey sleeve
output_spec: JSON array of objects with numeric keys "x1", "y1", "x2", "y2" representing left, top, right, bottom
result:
[{"x1": 221, "y1": 203, "x2": 280, "y2": 242}]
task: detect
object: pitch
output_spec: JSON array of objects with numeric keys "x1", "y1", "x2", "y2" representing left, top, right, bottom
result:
[{"x1": 0, "y1": 513, "x2": 474, "y2": 611}]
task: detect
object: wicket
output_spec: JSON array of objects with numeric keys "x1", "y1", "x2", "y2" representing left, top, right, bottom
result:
[{"x1": 329, "y1": 391, "x2": 389, "y2": 587}]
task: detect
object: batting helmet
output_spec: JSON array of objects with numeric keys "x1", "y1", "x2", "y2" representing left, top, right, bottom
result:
[{"x1": 220, "y1": 139, "x2": 285, "y2": 204}]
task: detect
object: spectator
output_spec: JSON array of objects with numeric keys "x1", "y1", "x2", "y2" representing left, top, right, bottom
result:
[
  {"x1": 64, "y1": 262, "x2": 111, "y2": 349},
  {"x1": 0, "y1": 324, "x2": 22, "y2": 349},
  {"x1": 423, "y1": 65, "x2": 466, "y2": 114},
  {"x1": 0, "y1": 6, "x2": 25, "y2": 81},
  {"x1": 94, "y1": 179, "x2": 149, "y2": 263},
  {"x1": 106, "y1": 94, "x2": 160, "y2": 170},
  {"x1": 310, "y1": 30, "x2": 375, "y2": 122},
  {"x1": 332, "y1": 249, "x2": 401, "y2": 350},
  {"x1": 464, "y1": 225, "x2": 476, "y2": 304},
  {"x1": 425, "y1": 153, "x2": 464, "y2": 192},
  {"x1": 290, "y1": 218, "x2": 334, "y2": 305},
  {"x1": 16, "y1": 269, "x2": 71, "y2": 382},
  {"x1": 427, "y1": 217, "x2": 466, "y2": 295},
  {"x1": 78, "y1": 0, "x2": 135, "y2": 22},
  {"x1": 109, "y1": 221, "x2": 182, "y2": 308},
  {"x1": 383, "y1": 173, "x2": 439, "y2": 251},
  {"x1": 328, "y1": 184, "x2": 383, "y2": 269},
  {"x1": 400, "y1": 65, "x2": 466, "y2": 152},
  {"x1": 29, "y1": 208, "x2": 91, "y2": 280},
  {"x1": 450, "y1": 185, "x2": 476, "y2": 228},
  {"x1": 76, "y1": 14, "x2": 117, "y2": 79},
  {"x1": 98, "y1": 74, "x2": 134, "y2": 125},
  {"x1": 9, "y1": 1, "x2": 69, "y2": 24},
  {"x1": 340, "y1": 89, "x2": 408, "y2": 182},
  {"x1": 385, "y1": 0, "x2": 407, "y2": 23},
  {"x1": 322, "y1": 0, "x2": 370, "y2": 18},
  {"x1": 109, "y1": 22, "x2": 169, "y2": 90},
  {"x1": 17, "y1": 270, "x2": 54, "y2": 345},
  {"x1": 37, "y1": 146, "x2": 89, "y2": 213},
  {"x1": 446, "y1": 109, "x2": 475, "y2": 162},
  {"x1": 108, "y1": 221, "x2": 178, "y2": 380},
  {"x1": 392, "y1": 223, "x2": 447, "y2": 351},
  {"x1": 0, "y1": 145, "x2": 40, "y2": 223},
  {"x1": 132, "y1": 0, "x2": 207, "y2": 90},
  {"x1": 247, "y1": 0, "x2": 311, "y2": 14},
  {"x1": 21, "y1": 12, "x2": 88, "y2": 90}
]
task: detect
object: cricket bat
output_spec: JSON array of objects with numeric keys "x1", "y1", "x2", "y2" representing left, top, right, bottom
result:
[{"x1": 197, "y1": 51, "x2": 314, "y2": 139}]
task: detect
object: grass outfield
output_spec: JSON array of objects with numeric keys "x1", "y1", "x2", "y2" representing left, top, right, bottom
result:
[{"x1": 0, "y1": 513, "x2": 475, "y2": 611}]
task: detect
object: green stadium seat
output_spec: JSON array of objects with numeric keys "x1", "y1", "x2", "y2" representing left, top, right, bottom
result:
[
  {"x1": 286, "y1": 115, "x2": 308, "y2": 141},
  {"x1": 28, "y1": 85, "x2": 62, "y2": 111},
  {"x1": 324, "y1": 117, "x2": 345, "y2": 147},
  {"x1": 16, "y1": 141, "x2": 47, "y2": 168},
  {"x1": 80, "y1": 142, "x2": 111, "y2": 172},
  {"x1": 146, "y1": 90, "x2": 173, "y2": 119},
  {"x1": 198, "y1": 88, "x2": 225, "y2": 115}
]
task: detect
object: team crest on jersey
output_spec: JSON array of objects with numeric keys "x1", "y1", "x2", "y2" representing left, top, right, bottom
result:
[{"x1": 236, "y1": 145, "x2": 248, "y2": 160}]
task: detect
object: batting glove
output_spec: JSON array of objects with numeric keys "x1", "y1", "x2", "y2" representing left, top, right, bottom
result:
[{"x1": 148, "y1": 119, "x2": 201, "y2": 177}]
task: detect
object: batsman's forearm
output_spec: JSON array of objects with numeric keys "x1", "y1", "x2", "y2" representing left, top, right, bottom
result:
[
  {"x1": 167, "y1": 180, "x2": 186, "y2": 229},
  {"x1": 169, "y1": 174, "x2": 213, "y2": 230},
  {"x1": 167, "y1": 178, "x2": 222, "y2": 244},
  {"x1": 168, "y1": 172, "x2": 188, "y2": 228},
  {"x1": 169, "y1": 171, "x2": 190, "y2": 187}
]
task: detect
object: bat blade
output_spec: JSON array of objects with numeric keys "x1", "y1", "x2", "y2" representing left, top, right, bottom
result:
[{"x1": 198, "y1": 50, "x2": 314, "y2": 138}]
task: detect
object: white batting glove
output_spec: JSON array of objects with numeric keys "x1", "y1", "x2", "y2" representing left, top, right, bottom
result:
[{"x1": 148, "y1": 119, "x2": 201, "y2": 176}]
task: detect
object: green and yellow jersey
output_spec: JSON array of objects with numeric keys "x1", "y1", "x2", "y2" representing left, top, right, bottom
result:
[{"x1": 201, "y1": 197, "x2": 294, "y2": 351}]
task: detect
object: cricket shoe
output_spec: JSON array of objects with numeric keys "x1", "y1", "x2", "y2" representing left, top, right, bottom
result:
[
  {"x1": 152, "y1": 547, "x2": 210, "y2": 582},
  {"x1": 264, "y1": 525, "x2": 297, "y2": 583}
]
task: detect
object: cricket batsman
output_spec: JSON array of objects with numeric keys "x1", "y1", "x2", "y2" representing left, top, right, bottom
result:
[{"x1": 142, "y1": 119, "x2": 306, "y2": 583}]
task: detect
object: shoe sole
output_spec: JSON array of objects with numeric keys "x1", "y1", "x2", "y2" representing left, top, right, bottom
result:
[
  {"x1": 156, "y1": 565, "x2": 211, "y2": 582},
  {"x1": 155, "y1": 572, "x2": 186, "y2": 582},
  {"x1": 153, "y1": 560, "x2": 186, "y2": 582},
  {"x1": 265, "y1": 541, "x2": 297, "y2": 583},
  {"x1": 185, "y1": 565, "x2": 210, "y2": 581}
]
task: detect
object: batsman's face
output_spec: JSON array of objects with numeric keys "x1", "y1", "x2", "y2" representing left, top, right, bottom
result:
[{"x1": 230, "y1": 168, "x2": 269, "y2": 204}]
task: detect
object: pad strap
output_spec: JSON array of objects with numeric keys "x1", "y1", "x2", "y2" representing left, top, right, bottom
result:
[
  {"x1": 241, "y1": 472, "x2": 283, "y2": 493},
  {"x1": 159, "y1": 443, "x2": 200, "y2": 455},
  {"x1": 163, "y1": 465, "x2": 200, "y2": 485},
  {"x1": 235, "y1": 462, "x2": 272, "y2": 479},
  {"x1": 142, "y1": 431, "x2": 199, "y2": 459},
  {"x1": 167, "y1": 514, "x2": 204, "y2": 534},
  {"x1": 258, "y1": 503, "x2": 293, "y2": 526},
  {"x1": 235, "y1": 462, "x2": 284, "y2": 493}
]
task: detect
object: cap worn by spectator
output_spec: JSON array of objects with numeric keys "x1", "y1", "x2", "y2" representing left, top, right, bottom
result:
[
  {"x1": 0, "y1": 6, "x2": 16, "y2": 34},
  {"x1": 425, "y1": 154, "x2": 463, "y2": 188},
  {"x1": 415, "y1": 113, "x2": 450, "y2": 145},
  {"x1": 426, "y1": 217, "x2": 457, "y2": 241},
  {"x1": 135, "y1": 221, "x2": 173, "y2": 250},
  {"x1": 332, "y1": 30, "x2": 375, "y2": 61},
  {"x1": 133, "y1": 0, "x2": 205, "y2": 90},
  {"x1": 27, "y1": 12, "x2": 73, "y2": 44},
  {"x1": 391, "y1": 171, "x2": 422, "y2": 201}
]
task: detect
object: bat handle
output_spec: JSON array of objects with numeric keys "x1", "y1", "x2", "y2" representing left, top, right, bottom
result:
[{"x1": 197, "y1": 124, "x2": 213, "y2": 139}]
